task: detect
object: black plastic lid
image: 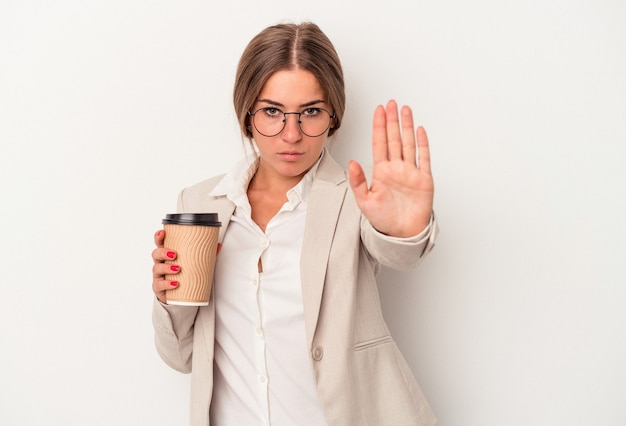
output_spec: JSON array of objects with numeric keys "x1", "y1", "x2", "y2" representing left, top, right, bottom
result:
[{"x1": 162, "y1": 213, "x2": 221, "y2": 226}]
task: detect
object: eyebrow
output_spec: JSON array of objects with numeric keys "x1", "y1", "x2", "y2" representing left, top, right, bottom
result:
[{"x1": 256, "y1": 99, "x2": 327, "y2": 108}]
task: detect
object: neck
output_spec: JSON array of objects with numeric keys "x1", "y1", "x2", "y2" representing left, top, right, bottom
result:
[{"x1": 249, "y1": 167, "x2": 303, "y2": 196}]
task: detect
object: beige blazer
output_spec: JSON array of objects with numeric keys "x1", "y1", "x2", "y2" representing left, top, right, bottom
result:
[{"x1": 152, "y1": 150, "x2": 438, "y2": 425}]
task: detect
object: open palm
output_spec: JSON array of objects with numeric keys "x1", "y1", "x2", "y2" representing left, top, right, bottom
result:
[{"x1": 348, "y1": 100, "x2": 434, "y2": 238}]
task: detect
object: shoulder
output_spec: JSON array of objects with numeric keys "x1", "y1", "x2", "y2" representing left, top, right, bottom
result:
[
  {"x1": 183, "y1": 174, "x2": 226, "y2": 195},
  {"x1": 177, "y1": 174, "x2": 227, "y2": 213},
  {"x1": 314, "y1": 150, "x2": 348, "y2": 187}
]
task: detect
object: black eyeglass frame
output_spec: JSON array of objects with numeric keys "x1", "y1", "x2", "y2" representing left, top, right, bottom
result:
[{"x1": 247, "y1": 107, "x2": 336, "y2": 138}]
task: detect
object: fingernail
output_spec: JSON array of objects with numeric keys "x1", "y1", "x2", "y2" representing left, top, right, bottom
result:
[
  {"x1": 166, "y1": 251, "x2": 176, "y2": 259},
  {"x1": 170, "y1": 265, "x2": 180, "y2": 272},
  {"x1": 156, "y1": 230, "x2": 163, "y2": 237},
  {"x1": 170, "y1": 281, "x2": 179, "y2": 287}
]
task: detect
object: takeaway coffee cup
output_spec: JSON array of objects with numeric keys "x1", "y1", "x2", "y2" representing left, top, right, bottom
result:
[{"x1": 162, "y1": 213, "x2": 221, "y2": 306}]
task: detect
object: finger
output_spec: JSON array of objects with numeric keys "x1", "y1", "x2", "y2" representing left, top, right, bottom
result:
[
  {"x1": 154, "y1": 229, "x2": 165, "y2": 247},
  {"x1": 158, "y1": 279, "x2": 179, "y2": 290},
  {"x1": 372, "y1": 105, "x2": 388, "y2": 163},
  {"x1": 416, "y1": 126, "x2": 432, "y2": 174},
  {"x1": 348, "y1": 160, "x2": 369, "y2": 203},
  {"x1": 401, "y1": 105, "x2": 417, "y2": 167},
  {"x1": 152, "y1": 278, "x2": 179, "y2": 303},
  {"x1": 385, "y1": 100, "x2": 403, "y2": 161},
  {"x1": 152, "y1": 247, "x2": 177, "y2": 262},
  {"x1": 152, "y1": 262, "x2": 181, "y2": 279}
]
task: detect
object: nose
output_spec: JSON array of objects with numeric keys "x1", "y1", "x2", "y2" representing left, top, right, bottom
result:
[{"x1": 281, "y1": 113, "x2": 302, "y2": 143}]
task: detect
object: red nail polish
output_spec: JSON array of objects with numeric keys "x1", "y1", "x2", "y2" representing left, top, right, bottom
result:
[
  {"x1": 166, "y1": 251, "x2": 176, "y2": 259},
  {"x1": 170, "y1": 281, "x2": 179, "y2": 287},
  {"x1": 170, "y1": 265, "x2": 180, "y2": 272}
]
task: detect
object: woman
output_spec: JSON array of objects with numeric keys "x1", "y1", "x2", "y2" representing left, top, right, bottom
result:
[{"x1": 152, "y1": 22, "x2": 438, "y2": 425}]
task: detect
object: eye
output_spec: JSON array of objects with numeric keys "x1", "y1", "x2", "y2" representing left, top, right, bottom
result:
[
  {"x1": 262, "y1": 107, "x2": 282, "y2": 117},
  {"x1": 302, "y1": 108, "x2": 322, "y2": 117}
]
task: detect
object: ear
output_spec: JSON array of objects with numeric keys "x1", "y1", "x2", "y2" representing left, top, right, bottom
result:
[{"x1": 245, "y1": 110, "x2": 255, "y2": 137}]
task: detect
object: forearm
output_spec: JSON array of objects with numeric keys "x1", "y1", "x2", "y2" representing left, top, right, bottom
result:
[
  {"x1": 362, "y1": 212, "x2": 438, "y2": 270},
  {"x1": 152, "y1": 298, "x2": 198, "y2": 373}
]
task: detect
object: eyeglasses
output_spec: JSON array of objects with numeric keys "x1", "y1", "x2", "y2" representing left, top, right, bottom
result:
[{"x1": 248, "y1": 107, "x2": 335, "y2": 137}]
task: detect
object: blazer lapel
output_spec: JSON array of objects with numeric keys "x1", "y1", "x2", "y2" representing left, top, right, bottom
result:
[
  {"x1": 207, "y1": 195, "x2": 236, "y2": 242},
  {"x1": 300, "y1": 152, "x2": 347, "y2": 347}
]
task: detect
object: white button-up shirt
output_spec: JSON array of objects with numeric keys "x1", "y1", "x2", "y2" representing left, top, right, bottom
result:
[{"x1": 208, "y1": 154, "x2": 328, "y2": 426}]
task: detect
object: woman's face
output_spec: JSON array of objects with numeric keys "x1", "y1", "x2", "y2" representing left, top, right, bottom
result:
[{"x1": 250, "y1": 68, "x2": 333, "y2": 184}]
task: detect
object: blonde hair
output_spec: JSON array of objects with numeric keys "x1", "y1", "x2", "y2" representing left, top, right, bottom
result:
[{"x1": 233, "y1": 22, "x2": 345, "y2": 144}]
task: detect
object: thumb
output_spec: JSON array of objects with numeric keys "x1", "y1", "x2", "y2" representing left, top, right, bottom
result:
[{"x1": 348, "y1": 160, "x2": 369, "y2": 203}]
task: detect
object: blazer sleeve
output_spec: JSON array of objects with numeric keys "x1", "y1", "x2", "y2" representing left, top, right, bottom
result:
[
  {"x1": 152, "y1": 177, "x2": 229, "y2": 375},
  {"x1": 360, "y1": 212, "x2": 439, "y2": 271},
  {"x1": 152, "y1": 298, "x2": 198, "y2": 373}
]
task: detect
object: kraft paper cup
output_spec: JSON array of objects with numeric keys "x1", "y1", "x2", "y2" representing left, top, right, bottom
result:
[{"x1": 162, "y1": 213, "x2": 221, "y2": 306}]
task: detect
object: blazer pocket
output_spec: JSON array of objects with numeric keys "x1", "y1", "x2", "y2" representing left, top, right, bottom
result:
[{"x1": 354, "y1": 335, "x2": 393, "y2": 351}]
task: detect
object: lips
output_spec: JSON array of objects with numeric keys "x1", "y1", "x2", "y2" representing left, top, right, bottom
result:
[{"x1": 278, "y1": 151, "x2": 304, "y2": 161}]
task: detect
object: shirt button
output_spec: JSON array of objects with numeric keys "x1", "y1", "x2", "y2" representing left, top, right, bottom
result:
[
  {"x1": 260, "y1": 239, "x2": 269, "y2": 249},
  {"x1": 259, "y1": 375, "x2": 267, "y2": 383},
  {"x1": 312, "y1": 346, "x2": 324, "y2": 361},
  {"x1": 256, "y1": 327, "x2": 263, "y2": 335}
]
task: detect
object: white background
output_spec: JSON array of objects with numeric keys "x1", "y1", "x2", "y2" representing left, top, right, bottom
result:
[{"x1": 1, "y1": 1, "x2": 625, "y2": 425}]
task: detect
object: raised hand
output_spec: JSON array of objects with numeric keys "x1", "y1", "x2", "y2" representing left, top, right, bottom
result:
[{"x1": 348, "y1": 100, "x2": 434, "y2": 238}]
